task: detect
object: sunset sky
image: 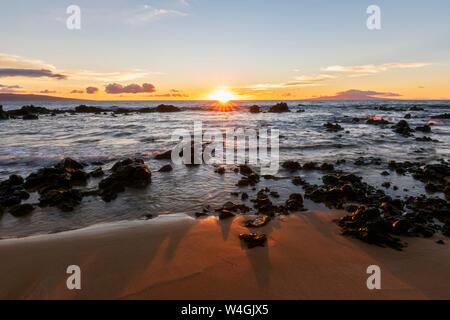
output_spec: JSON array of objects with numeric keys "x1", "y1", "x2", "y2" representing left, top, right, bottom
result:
[{"x1": 0, "y1": 0, "x2": 449, "y2": 100}]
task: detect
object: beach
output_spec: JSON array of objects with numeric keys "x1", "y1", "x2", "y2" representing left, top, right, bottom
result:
[{"x1": 0, "y1": 210, "x2": 448, "y2": 300}]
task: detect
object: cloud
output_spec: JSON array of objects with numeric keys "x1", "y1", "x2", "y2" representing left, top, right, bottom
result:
[
  {"x1": 40, "y1": 89, "x2": 57, "y2": 94},
  {"x1": 105, "y1": 83, "x2": 156, "y2": 94},
  {"x1": 149, "y1": 92, "x2": 189, "y2": 98},
  {"x1": 71, "y1": 89, "x2": 84, "y2": 94},
  {"x1": 0, "y1": 68, "x2": 67, "y2": 79},
  {"x1": 71, "y1": 69, "x2": 159, "y2": 82},
  {"x1": 128, "y1": 5, "x2": 188, "y2": 24},
  {"x1": 246, "y1": 74, "x2": 338, "y2": 90},
  {"x1": 86, "y1": 86, "x2": 99, "y2": 94},
  {"x1": 312, "y1": 89, "x2": 402, "y2": 100},
  {"x1": 0, "y1": 53, "x2": 56, "y2": 70},
  {"x1": 1, "y1": 53, "x2": 163, "y2": 85},
  {"x1": 322, "y1": 62, "x2": 429, "y2": 73},
  {"x1": 0, "y1": 84, "x2": 21, "y2": 89},
  {"x1": 0, "y1": 84, "x2": 24, "y2": 93},
  {"x1": 0, "y1": 88, "x2": 25, "y2": 93}
]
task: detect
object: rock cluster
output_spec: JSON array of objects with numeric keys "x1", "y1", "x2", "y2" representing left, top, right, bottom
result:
[
  {"x1": 249, "y1": 105, "x2": 261, "y2": 113},
  {"x1": 99, "y1": 158, "x2": 151, "y2": 202},
  {"x1": 268, "y1": 102, "x2": 290, "y2": 113},
  {"x1": 239, "y1": 233, "x2": 267, "y2": 248},
  {"x1": 324, "y1": 122, "x2": 343, "y2": 131}
]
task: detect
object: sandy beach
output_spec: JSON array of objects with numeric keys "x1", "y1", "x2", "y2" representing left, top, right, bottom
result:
[{"x1": 0, "y1": 210, "x2": 448, "y2": 300}]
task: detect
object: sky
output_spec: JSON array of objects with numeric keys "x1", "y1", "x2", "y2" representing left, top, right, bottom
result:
[{"x1": 0, "y1": 0, "x2": 449, "y2": 100}]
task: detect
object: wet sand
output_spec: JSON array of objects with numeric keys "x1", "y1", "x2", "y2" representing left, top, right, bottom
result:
[{"x1": 0, "y1": 210, "x2": 449, "y2": 300}]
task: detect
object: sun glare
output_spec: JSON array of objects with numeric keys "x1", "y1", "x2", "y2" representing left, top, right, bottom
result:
[{"x1": 208, "y1": 90, "x2": 236, "y2": 103}]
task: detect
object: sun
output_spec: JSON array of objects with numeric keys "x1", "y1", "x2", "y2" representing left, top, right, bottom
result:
[{"x1": 208, "y1": 89, "x2": 236, "y2": 103}]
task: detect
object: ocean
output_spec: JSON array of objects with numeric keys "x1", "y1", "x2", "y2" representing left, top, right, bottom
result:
[{"x1": 0, "y1": 100, "x2": 449, "y2": 238}]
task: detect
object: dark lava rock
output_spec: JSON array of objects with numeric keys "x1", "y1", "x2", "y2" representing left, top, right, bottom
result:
[
  {"x1": 322, "y1": 174, "x2": 339, "y2": 186},
  {"x1": 252, "y1": 194, "x2": 277, "y2": 216},
  {"x1": 268, "y1": 102, "x2": 290, "y2": 113},
  {"x1": 237, "y1": 173, "x2": 260, "y2": 187},
  {"x1": 24, "y1": 167, "x2": 71, "y2": 191},
  {"x1": 245, "y1": 215, "x2": 271, "y2": 228},
  {"x1": 425, "y1": 182, "x2": 444, "y2": 193},
  {"x1": 415, "y1": 136, "x2": 438, "y2": 142},
  {"x1": 75, "y1": 105, "x2": 105, "y2": 113},
  {"x1": 324, "y1": 122, "x2": 343, "y2": 131},
  {"x1": 9, "y1": 174, "x2": 24, "y2": 185},
  {"x1": 436, "y1": 240, "x2": 445, "y2": 245},
  {"x1": 412, "y1": 163, "x2": 450, "y2": 185},
  {"x1": 0, "y1": 175, "x2": 29, "y2": 209},
  {"x1": 195, "y1": 212, "x2": 208, "y2": 218},
  {"x1": 8, "y1": 105, "x2": 52, "y2": 116},
  {"x1": 0, "y1": 105, "x2": 9, "y2": 120},
  {"x1": 380, "y1": 201, "x2": 403, "y2": 217},
  {"x1": 2, "y1": 195, "x2": 22, "y2": 207},
  {"x1": 155, "y1": 104, "x2": 181, "y2": 112},
  {"x1": 215, "y1": 166, "x2": 226, "y2": 175},
  {"x1": 404, "y1": 113, "x2": 411, "y2": 119},
  {"x1": 22, "y1": 158, "x2": 88, "y2": 192},
  {"x1": 269, "y1": 191, "x2": 280, "y2": 198},
  {"x1": 409, "y1": 106, "x2": 424, "y2": 111},
  {"x1": 249, "y1": 105, "x2": 261, "y2": 113},
  {"x1": 9, "y1": 204, "x2": 34, "y2": 217},
  {"x1": 90, "y1": 167, "x2": 105, "y2": 178},
  {"x1": 381, "y1": 171, "x2": 390, "y2": 176},
  {"x1": 239, "y1": 233, "x2": 267, "y2": 248},
  {"x1": 281, "y1": 160, "x2": 301, "y2": 171},
  {"x1": 391, "y1": 219, "x2": 412, "y2": 235},
  {"x1": 445, "y1": 187, "x2": 450, "y2": 200},
  {"x1": 320, "y1": 163, "x2": 334, "y2": 171},
  {"x1": 392, "y1": 120, "x2": 414, "y2": 136},
  {"x1": 218, "y1": 201, "x2": 250, "y2": 214},
  {"x1": 285, "y1": 193, "x2": 304, "y2": 211},
  {"x1": 415, "y1": 124, "x2": 431, "y2": 132},
  {"x1": 305, "y1": 173, "x2": 383, "y2": 209},
  {"x1": 405, "y1": 196, "x2": 450, "y2": 223},
  {"x1": 158, "y1": 164, "x2": 173, "y2": 172},
  {"x1": 292, "y1": 177, "x2": 306, "y2": 186},
  {"x1": 113, "y1": 108, "x2": 131, "y2": 114},
  {"x1": 219, "y1": 209, "x2": 235, "y2": 220},
  {"x1": 69, "y1": 169, "x2": 88, "y2": 185},
  {"x1": 241, "y1": 192, "x2": 249, "y2": 200},
  {"x1": 23, "y1": 114, "x2": 38, "y2": 120},
  {"x1": 431, "y1": 113, "x2": 450, "y2": 119},
  {"x1": 155, "y1": 150, "x2": 172, "y2": 160},
  {"x1": 239, "y1": 164, "x2": 254, "y2": 176},
  {"x1": 338, "y1": 206, "x2": 405, "y2": 250},
  {"x1": 366, "y1": 118, "x2": 390, "y2": 125},
  {"x1": 139, "y1": 104, "x2": 181, "y2": 113},
  {"x1": 99, "y1": 158, "x2": 151, "y2": 202},
  {"x1": 39, "y1": 189, "x2": 83, "y2": 212},
  {"x1": 303, "y1": 162, "x2": 318, "y2": 170},
  {"x1": 57, "y1": 158, "x2": 85, "y2": 170},
  {"x1": 382, "y1": 182, "x2": 391, "y2": 189}
]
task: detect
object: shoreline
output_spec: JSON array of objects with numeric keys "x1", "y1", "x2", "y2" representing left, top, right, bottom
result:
[{"x1": 0, "y1": 210, "x2": 448, "y2": 300}]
